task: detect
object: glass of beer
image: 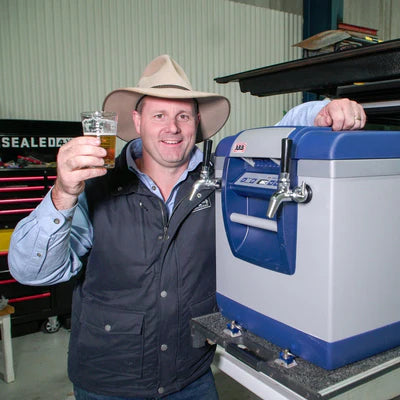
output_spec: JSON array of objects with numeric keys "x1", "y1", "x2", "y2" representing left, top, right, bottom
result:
[{"x1": 81, "y1": 111, "x2": 118, "y2": 168}]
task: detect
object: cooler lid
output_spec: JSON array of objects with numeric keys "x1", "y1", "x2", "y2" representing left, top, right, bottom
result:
[
  {"x1": 215, "y1": 126, "x2": 400, "y2": 160},
  {"x1": 291, "y1": 127, "x2": 400, "y2": 160}
]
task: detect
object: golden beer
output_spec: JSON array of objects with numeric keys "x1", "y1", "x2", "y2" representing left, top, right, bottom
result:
[
  {"x1": 81, "y1": 111, "x2": 118, "y2": 169},
  {"x1": 86, "y1": 133, "x2": 116, "y2": 168},
  {"x1": 98, "y1": 133, "x2": 116, "y2": 168}
]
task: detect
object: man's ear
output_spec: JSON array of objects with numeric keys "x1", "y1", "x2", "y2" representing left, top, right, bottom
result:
[{"x1": 132, "y1": 110, "x2": 141, "y2": 136}]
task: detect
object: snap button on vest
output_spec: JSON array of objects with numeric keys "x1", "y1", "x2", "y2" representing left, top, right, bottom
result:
[
  {"x1": 104, "y1": 324, "x2": 111, "y2": 332},
  {"x1": 161, "y1": 344, "x2": 168, "y2": 351}
]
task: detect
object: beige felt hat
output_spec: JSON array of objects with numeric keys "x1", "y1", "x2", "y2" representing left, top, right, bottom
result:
[{"x1": 102, "y1": 55, "x2": 230, "y2": 142}]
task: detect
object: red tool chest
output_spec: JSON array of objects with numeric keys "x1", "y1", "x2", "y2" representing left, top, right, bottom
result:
[{"x1": 0, "y1": 119, "x2": 80, "y2": 336}]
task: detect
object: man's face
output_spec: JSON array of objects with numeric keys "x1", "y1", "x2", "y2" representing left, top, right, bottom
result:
[{"x1": 132, "y1": 97, "x2": 199, "y2": 170}]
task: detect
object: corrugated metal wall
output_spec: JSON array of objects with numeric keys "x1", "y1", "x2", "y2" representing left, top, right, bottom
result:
[
  {"x1": 0, "y1": 0, "x2": 302, "y2": 144},
  {"x1": 343, "y1": 0, "x2": 400, "y2": 41}
]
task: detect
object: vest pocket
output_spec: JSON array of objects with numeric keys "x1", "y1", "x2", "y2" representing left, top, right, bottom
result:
[
  {"x1": 189, "y1": 293, "x2": 217, "y2": 318},
  {"x1": 77, "y1": 300, "x2": 145, "y2": 378},
  {"x1": 178, "y1": 294, "x2": 217, "y2": 364}
]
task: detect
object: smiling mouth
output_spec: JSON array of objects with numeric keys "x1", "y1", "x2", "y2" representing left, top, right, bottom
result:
[{"x1": 162, "y1": 139, "x2": 182, "y2": 144}]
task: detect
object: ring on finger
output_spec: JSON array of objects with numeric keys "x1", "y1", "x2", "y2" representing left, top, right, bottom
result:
[{"x1": 354, "y1": 115, "x2": 361, "y2": 121}]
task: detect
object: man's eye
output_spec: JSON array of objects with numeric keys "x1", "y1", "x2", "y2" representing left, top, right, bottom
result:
[
  {"x1": 178, "y1": 114, "x2": 190, "y2": 121},
  {"x1": 154, "y1": 114, "x2": 164, "y2": 119}
]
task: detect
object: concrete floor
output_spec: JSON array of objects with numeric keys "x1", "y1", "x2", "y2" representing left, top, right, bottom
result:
[{"x1": 0, "y1": 328, "x2": 262, "y2": 400}]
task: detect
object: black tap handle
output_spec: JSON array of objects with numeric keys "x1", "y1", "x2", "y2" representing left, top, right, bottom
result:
[
  {"x1": 203, "y1": 139, "x2": 213, "y2": 168},
  {"x1": 281, "y1": 138, "x2": 292, "y2": 174}
]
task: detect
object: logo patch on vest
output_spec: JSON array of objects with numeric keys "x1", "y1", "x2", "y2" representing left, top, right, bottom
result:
[{"x1": 192, "y1": 198, "x2": 212, "y2": 213}]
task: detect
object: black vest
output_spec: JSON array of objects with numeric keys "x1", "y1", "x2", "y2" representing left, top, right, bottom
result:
[{"x1": 68, "y1": 143, "x2": 217, "y2": 398}]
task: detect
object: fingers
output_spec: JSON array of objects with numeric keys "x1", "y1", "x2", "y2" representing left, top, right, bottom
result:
[
  {"x1": 314, "y1": 109, "x2": 332, "y2": 128},
  {"x1": 314, "y1": 99, "x2": 367, "y2": 131},
  {"x1": 55, "y1": 136, "x2": 108, "y2": 198},
  {"x1": 351, "y1": 102, "x2": 367, "y2": 130},
  {"x1": 326, "y1": 99, "x2": 356, "y2": 131},
  {"x1": 331, "y1": 99, "x2": 354, "y2": 131},
  {"x1": 59, "y1": 136, "x2": 107, "y2": 170}
]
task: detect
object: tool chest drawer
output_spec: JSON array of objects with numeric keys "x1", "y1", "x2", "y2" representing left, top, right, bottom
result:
[{"x1": 0, "y1": 169, "x2": 56, "y2": 229}]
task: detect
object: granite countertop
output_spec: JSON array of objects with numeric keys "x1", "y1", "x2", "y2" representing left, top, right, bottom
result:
[{"x1": 191, "y1": 312, "x2": 400, "y2": 400}]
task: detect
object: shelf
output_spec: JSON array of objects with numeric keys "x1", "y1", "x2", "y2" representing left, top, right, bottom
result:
[{"x1": 215, "y1": 39, "x2": 400, "y2": 100}]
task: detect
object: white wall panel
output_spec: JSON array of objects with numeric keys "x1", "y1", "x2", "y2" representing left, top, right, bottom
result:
[{"x1": 0, "y1": 0, "x2": 302, "y2": 144}]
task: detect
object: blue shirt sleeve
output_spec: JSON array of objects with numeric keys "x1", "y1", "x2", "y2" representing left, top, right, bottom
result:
[
  {"x1": 275, "y1": 99, "x2": 330, "y2": 126},
  {"x1": 8, "y1": 188, "x2": 92, "y2": 285}
]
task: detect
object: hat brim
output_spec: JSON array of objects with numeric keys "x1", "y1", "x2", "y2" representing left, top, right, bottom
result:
[{"x1": 102, "y1": 88, "x2": 230, "y2": 142}]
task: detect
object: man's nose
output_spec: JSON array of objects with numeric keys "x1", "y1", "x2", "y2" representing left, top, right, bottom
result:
[{"x1": 168, "y1": 118, "x2": 180, "y2": 132}]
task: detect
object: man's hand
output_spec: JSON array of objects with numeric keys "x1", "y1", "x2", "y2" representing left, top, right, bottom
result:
[
  {"x1": 314, "y1": 98, "x2": 366, "y2": 131},
  {"x1": 52, "y1": 136, "x2": 107, "y2": 210}
]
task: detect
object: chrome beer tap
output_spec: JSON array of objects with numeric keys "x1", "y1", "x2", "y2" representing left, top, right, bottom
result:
[
  {"x1": 189, "y1": 139, "x2": 220, "y2": 201},
  {"x1": 266, "y1": 138, "x2": 312, "y2": 219}
]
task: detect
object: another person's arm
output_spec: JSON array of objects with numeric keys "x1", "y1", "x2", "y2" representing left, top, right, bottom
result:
[{"x1": 276, "y1": 98, "x2": 366, "y2": 130}]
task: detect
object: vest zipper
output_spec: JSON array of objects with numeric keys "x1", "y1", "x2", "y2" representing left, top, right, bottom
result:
[
  {"x1": 163, "y1": 226, "x2": 168, "y2": 240},
  {"x1": 159, "y1": 187, "x2": 209, "y2": 239},
  {"x1": 158, "y1": 199, "x2": 169, "y2": 240}
]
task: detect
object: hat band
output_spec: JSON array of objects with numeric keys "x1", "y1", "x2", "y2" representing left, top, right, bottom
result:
[
  {"x1": 135, "y1": 95, "x2": 199, "y2": 112},
  {"x1": 135, "y1": 85, "x2": 197, "y2": 111},
  {"x1": 151, "y1": 84, "x2": 191, "y2": 90}
]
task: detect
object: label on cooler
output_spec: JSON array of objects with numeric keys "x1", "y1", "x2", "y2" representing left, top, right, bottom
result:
[{"x1": 234, "y1": 172, "x2": 279, "y2": 189}]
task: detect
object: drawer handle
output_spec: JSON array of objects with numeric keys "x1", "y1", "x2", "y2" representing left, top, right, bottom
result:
[
  {"x1": 0, "y1": 176, "x2": 56, "y2": 182},
  {"x1": 0, "y1": 279, "x2": 17, "y2": 285},
  {"x1": 0, "y1": 208, "x2": 35, "y2": 215},
  {"x1": 8, "y1": 292, "x2": 51, "y2": 303},
  {"x1": 0, "y1": 186, "x2": 45, "y2": 192},
  {"x1": 0, "y1": 198, "x2": 43, "y2": 204}
]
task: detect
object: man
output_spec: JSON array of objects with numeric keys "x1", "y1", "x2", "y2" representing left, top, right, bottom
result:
[{"x1": 8, "y1": 55, "x2": 366, "y2": 400}]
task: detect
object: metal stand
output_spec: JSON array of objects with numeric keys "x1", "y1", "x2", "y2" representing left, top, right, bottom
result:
[{"x1": 0, "y1": 305, "x2": 15, "y2": 383}]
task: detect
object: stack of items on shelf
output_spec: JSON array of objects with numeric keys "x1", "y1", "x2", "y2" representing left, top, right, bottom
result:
[
  {"x1": 0, "y1": 155, "x2": 50, "y2": 169},
  {"x1": 294, "y1": 22, "x2": 382, "y2": 57}
]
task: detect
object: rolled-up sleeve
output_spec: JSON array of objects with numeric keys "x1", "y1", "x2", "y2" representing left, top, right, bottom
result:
[
  {"x1": 8, "y1": 189, "x2": 92, "y2": 286},
  {"x1": 275, "y1": 99, "x2": 330, "y2": 126}
]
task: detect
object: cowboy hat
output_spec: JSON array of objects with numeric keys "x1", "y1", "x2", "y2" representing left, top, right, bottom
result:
[{"x1": 102, "y1": 55, "x2": 230, "y2": 142}]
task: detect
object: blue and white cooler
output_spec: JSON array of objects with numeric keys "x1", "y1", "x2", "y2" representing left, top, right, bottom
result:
[{"x1": 215, "y1": 126, "x2": 400, "y2": 370}]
